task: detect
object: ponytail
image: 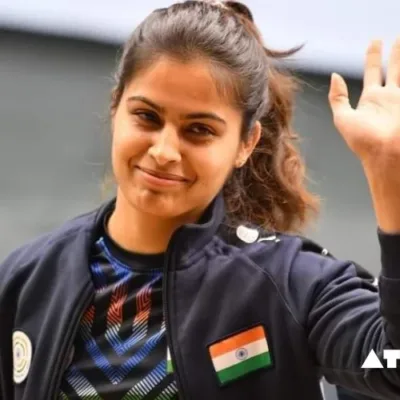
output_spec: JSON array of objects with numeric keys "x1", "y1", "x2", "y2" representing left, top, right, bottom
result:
[{"x1": 224, "y1": 54, "x2": 319, "y2": 233}]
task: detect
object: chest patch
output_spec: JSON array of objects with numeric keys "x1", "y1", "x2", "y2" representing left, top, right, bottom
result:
[
  {"x1": 12, "y1": 330, "x2": 33, "y2": 384},
  {"x1": 208, "y1": 325, "x2": 273, "y2": 386}
]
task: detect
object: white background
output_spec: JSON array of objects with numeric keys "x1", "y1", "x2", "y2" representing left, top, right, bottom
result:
[{"x1": 1, "y1": 0, "x2": 400, "y2": 77}]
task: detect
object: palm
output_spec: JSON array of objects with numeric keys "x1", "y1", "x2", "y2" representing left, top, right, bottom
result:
[{"x1": 329, "y1": 39, "x2": 400, "y2": 162}]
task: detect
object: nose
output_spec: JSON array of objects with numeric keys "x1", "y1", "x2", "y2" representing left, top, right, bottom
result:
[{"x1": 148, "y1": 126, "x2": 182, "y2": 166}]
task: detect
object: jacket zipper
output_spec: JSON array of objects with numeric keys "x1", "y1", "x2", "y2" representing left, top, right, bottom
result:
[
  {"x1": 163, "y1": 229, "x2": 187, "y2": 399},
  {"x1": 48, "y1": 288, "x2": 94, "y2": 400}
]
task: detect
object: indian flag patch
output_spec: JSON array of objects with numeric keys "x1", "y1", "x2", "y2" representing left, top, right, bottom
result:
[{"x1": 209, "y1": 325, "x2": 272, "y2": 385}]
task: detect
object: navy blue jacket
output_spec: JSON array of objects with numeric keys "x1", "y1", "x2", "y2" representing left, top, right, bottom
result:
[{"x1": 1, "y1": 194, "x2": 400, "y2": 400}]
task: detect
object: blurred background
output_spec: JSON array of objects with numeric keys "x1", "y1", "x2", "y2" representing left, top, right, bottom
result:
[{"x1": 1, "y1": 1, "x2": 399, "y2": 399}]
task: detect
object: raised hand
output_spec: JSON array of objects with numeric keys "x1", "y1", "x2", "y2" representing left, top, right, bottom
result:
[
  {"x1": 328, "y1": 38, "x2": 400, "y2": 233},
  {"x1": 329, "y1": 38, "x2": 400, "y2": 166}
]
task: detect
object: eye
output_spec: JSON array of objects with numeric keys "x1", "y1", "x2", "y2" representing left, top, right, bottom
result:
[
  {"x1": 187, "y1": 123, "x2": 215, "y2": 137},
  {"x1": 133, "y1": 110, "x2": 160, "y2": 124}
]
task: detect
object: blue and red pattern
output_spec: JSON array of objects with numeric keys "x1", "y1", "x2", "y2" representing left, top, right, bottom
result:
[{"x1": 58, "y1": 237, "x2": 178, "y2": 399}]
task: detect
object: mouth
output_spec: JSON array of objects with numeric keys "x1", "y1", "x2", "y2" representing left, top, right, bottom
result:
[{"x1": 136, "y1": 166, "x2": 188, "y2": 182}]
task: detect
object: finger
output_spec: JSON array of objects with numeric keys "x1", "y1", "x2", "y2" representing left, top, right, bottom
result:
[
  {"x1": 328, "y1": 73, "x2": 352, "y2": 117},
  {"x1": 386, "y1": 37, "x2": 400, "y2": 86},
  {"x1": 363, "y1": 40, "x2": 383, "y2": 88}
]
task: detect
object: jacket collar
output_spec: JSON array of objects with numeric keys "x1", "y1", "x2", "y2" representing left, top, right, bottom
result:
[
  {"x1": 168, "y1": 193, "x2": 225, "y2": 264},
  {"x1": 88, "y1": 193, "x2": 226, "y2": 267}
]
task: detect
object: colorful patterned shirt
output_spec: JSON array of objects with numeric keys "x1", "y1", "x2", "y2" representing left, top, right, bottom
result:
[{"x1": 58, "y1": 225, "x2": 178, "y2": 399}]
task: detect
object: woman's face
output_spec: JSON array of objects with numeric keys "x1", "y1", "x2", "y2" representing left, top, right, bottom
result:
[{"x1": 111, "y1": 57, "x2": 260, "y2": 220}]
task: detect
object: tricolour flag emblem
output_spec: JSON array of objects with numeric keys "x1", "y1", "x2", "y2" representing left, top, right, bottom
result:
[{"x1": 209, "y1": 325, "x2": 272, "y2": 385}]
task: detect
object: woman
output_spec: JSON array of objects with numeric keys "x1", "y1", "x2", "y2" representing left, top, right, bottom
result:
[{"x1": 1, "y1": 1, "x2": 400, "y2": 399}]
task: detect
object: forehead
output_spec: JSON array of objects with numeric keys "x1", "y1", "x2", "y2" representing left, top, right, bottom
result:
[{"x1": 124, "y1": 56, "x2": 237, "y2": 111}]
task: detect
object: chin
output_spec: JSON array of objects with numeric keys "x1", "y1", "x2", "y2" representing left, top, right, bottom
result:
[{"x1": 130, "y1": 188, "x2": 193, "y2": 219}]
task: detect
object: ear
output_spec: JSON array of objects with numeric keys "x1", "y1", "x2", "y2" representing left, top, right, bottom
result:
[{"x1": 235, "y1": 121, "x2": 262, "y2": 168}]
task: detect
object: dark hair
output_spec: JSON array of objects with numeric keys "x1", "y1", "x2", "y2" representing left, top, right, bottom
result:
[{"x1": 110, "y1": 0, "x2": 319, "y2": 233}]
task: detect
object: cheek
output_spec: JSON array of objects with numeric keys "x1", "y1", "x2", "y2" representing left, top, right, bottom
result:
[
  {"x1": 192, "y1": 145, "x2": 237, "y2": 183},
  {"x1": 112, "y1": 122, "x2": 147, "y2": 162}
]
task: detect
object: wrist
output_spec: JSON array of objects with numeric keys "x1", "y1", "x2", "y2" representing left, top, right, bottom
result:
[{"x1": 362, "y1": 163, "x2": 400, "y2": 234}]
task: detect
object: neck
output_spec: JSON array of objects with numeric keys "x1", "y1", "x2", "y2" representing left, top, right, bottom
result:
[{"x1": 107, "y1": 192, "x2": 199, "y2": 254}]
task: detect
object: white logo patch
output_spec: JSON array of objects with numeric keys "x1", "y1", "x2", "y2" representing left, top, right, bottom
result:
[
  {"x1": 236, "y1": 225, "x2": 259, "y2": 243},
  {"x1": 13, "y1": 331, "x2": 32, "y2": 384}
]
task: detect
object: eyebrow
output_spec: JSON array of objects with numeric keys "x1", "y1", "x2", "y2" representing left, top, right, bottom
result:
[
  {"x1": 127, "y1": 95, "x2": 226, "y2": 125},
  {"x1": 185, "y1": 112, "x2": 226, "y2": 125},
  {"x1": 127, "y1": 96, "x2": 165, "y2": 113}
]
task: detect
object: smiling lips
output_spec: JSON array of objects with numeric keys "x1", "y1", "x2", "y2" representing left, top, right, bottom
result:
[{"x1": 137, "y1": 166, "x2": 188, "y2": 182}]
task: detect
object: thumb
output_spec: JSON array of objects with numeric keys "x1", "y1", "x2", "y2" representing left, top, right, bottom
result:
[{"x1": 328, "y1": 73, "x2": 352, "y2": 117}]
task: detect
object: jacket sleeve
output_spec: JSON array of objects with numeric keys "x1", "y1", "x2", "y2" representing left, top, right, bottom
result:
[
  {"x1": 291, "y1": 231, "x2": 400, "y2": 399},
  {"x1": 336, "y1": 385, "x2": 377, "y2": 400}
]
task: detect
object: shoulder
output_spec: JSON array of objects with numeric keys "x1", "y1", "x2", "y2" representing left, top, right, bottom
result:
[
  {"x1": 220, "y1": 223, "x2": 374, "y2": 282},
  {"x1": 218, "y1": 224, "x2": 378, "y2": 328},
  {"x1": 217, "y1": 224, "x2": 377, "y2": 312},
  {"x1": 0, "y1": 200, "x2": 112, "y2": 282},
  {"x1": 218, "y1": 223, "x2": 332, "y2": 271}
]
